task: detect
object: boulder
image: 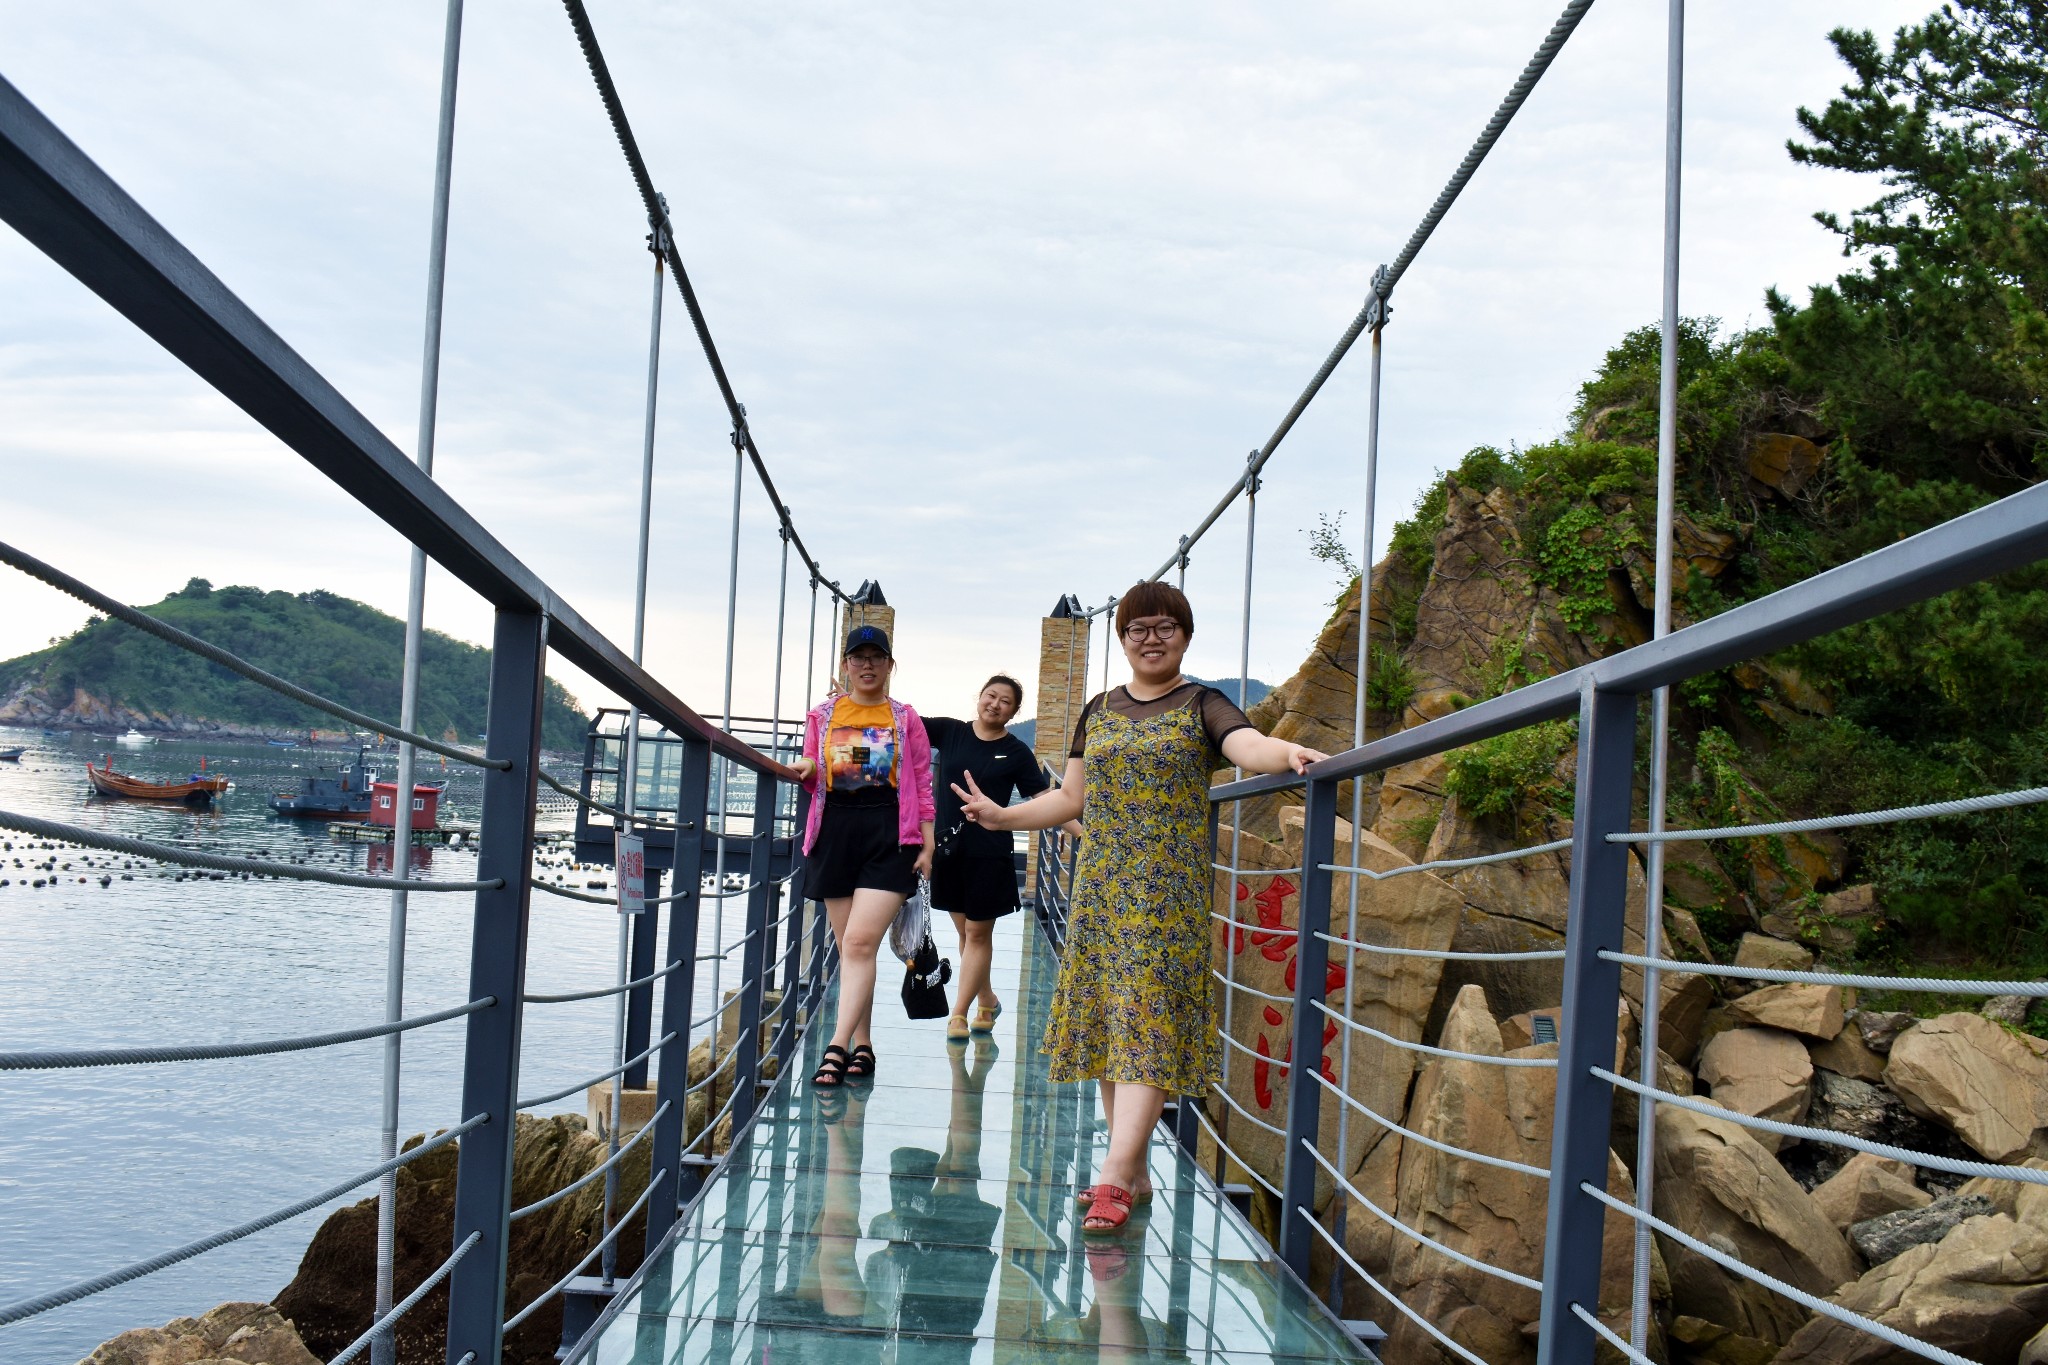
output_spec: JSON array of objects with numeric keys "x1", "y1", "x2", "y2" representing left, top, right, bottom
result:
[
  {"x1": 1381, "y1": 984, "x2": 1656, "y2": 1365},
  {"x1": 1857, "y1": 1010, "x2": 1918, "y2": 1056},
  {"x1": 1374, "y1": 753, "x2": 1450, "y2": 858},
  {"x1": 1813, "y1": 1153, "x2": 1932, "y2": 1232},
  {"x1": 2023, "y1": 1322, "x2": 2048, "y2": 1365},
  {"x1": 1734, "y1": 933, "x2": 1814, "y2": 979},
  {"x1": 1986, "y1": 995, "x2": 2035, "y2": 1029},
  {"x1": 1665, "y1": 905, "x2": 1716, "y2": 963},
  {"x1": 1886, "y1": 1014, "x2": 2048, "y2": 1163},
  {"x1": 1850, "y1": 1193, "x2": 1996, "y2": 1265},
  {"x1": 1698, "y1": 1027, "x2": 1814, "y2": 1151},
  {"x1": 1652, "y1": 1104, "x2": 1860, "y2": 1344},
  {"x1": 276, "y1": 1113, "x2": 651, "y2": 1365},
  {"x1": 1777, "y1": 1182, "x2": 2048, "y2": 1365},
  {"x1": 1726, "y1": 983, "x2": 1846, "y2": 1041},
  {"x1": 84, "y1": 1303, "x2": 319, "y2": 1365},
  {"x1": 1810, "y1": 1019, "x2": 1888, "y2": 1084},
  {"x1": 1807, "y1": 1071, "x2": 1903, "y2": 1146},
  {"x1": 1669, "y1": 1314, "x2": 1784, "y2": 1365},
  {"x1": 1660, "y1": 971, "x2": 1719, "y2": 1067},
  {"x1": 1953, "y1": 1159, "x2": 2048, "y2": 1218}
]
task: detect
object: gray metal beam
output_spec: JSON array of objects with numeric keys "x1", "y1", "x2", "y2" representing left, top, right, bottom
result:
[
  {"x1": 444, "y1": 608, "x2": 548, "y2": 1363},
  {"x1": 1535, "y1": 683, "x2": 1639, "y2": 1365}
]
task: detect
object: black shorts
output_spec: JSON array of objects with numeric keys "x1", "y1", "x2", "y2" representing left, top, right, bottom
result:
[
  {"x1": 807, "y1": 802, "x2": 919, "y2": 899},
  {"x1": 928, "y1": 854, "x2": 1019, "y2": 921}
]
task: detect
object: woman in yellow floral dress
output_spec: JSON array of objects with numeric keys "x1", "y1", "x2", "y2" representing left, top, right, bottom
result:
[{"x1": 952, "y1": 581, "x2": 1323, "y2": 1233}]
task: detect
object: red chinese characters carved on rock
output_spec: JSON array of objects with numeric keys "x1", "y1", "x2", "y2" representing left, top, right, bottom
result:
[{"x1": 1222, "y1": 875, "x2": 1345, "y2": 1110}]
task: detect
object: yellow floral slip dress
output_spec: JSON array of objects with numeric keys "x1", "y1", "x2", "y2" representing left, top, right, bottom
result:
[{"x1": 1043, "y1": 696, "x2": 1220, "y2": 1097}]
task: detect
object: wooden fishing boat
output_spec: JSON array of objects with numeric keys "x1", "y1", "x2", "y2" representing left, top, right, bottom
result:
[{"x1": 84, "y1": 756, "x2": 228, "y2": 804}]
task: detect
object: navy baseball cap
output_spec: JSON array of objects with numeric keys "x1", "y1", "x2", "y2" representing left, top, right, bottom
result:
[{"x1": 843, "y1": 624, "x2": 893, "y2": 658}]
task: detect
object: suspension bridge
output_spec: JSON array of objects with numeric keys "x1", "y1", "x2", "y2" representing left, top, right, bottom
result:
[{"x1": 4, "y1": 2, "x2": 2048, "y2": 1364}]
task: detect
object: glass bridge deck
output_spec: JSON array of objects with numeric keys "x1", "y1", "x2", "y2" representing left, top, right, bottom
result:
[{"x1": 586, "y1": 912, "x2": 1377, "y2": 1364}]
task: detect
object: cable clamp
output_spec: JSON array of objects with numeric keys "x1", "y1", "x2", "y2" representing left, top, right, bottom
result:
[
  {"x1": 1244, "y1": 451, "x2": 1263, "y2": 496},
  {"x1": 1364, "y1": 264, "x2": 1392, "y2": 329}
]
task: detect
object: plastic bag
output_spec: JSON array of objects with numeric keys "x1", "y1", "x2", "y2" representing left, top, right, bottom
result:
[{"x1": 888, "y1": 878, "x2": 931, "y2": 964}]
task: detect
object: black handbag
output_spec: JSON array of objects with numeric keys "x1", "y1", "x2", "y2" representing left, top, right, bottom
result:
[{"x1": 900, "y1": 932, "x2": 952, "y2": 1020}]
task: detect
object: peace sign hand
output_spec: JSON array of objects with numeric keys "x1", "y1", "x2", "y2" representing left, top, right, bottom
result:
[{"x1": 950, "y1": 770, "x2": 1009, "y2": 831}]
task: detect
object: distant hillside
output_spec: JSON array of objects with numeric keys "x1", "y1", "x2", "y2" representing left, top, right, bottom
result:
[
  {"x1": 0, "y1": 578, "x2": 589, "y2": 751},
  {"x1": 1011, "y1": 674, "x2": 1271, "y2": 748}
]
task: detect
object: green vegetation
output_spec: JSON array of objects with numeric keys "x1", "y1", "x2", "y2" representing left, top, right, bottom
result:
[
  {"x1": 1388, "y1": 2, "x2": 2048, "y2": 966},
  {"x1": 1442, "y1": 719, "x2": 1575, "y2": 830},
  {"x1": 0, "y1": 579, "x2": 590, "y2": 751}
]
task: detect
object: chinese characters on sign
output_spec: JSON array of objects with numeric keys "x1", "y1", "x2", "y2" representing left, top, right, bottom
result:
[{"x1": 616, "y1": 831, "x2": 646, "y2": 914}]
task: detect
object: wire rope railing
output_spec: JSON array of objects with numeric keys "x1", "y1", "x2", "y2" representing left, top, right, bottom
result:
[{"x1": 0, "y1": 999, "x2": 491, "y2": 1071}]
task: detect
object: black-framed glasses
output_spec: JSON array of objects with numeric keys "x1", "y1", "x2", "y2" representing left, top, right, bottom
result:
[{"x1": 1123, "y1": 621, "x2": 1181, "y2": 642}]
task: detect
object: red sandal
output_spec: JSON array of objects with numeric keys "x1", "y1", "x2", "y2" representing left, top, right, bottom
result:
[
  {"x1": 1074, "y1": 1183, "x2": 1154, "y2": 1208},
  {"x1": 1081, "y1": 1183, "x2": 1136, "y2": 1235}
]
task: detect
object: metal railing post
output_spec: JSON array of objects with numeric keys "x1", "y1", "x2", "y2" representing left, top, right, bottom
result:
[
  {"x1": 646, "y1": 734, "x2": 710, "y2": 1247},
  {"x1": 732, "y1": 792, "x2": 776, "y2": 1123},
  {"x1": 1277, "y1": 773, "x2": 1339, "y2": 1277},
  {"x1": 622, "y1": 868, "x2": 661, "y2": 1089},
  {"x1": 442, "y1": 608, "x2": 547, "y2": 1365},
  {"x1": 1536, "y1": 683, "x2": 1640, "y2": 1365}
]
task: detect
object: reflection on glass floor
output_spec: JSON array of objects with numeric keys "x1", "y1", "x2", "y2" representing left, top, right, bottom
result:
[{"x1": 587, "y1": 912, "x2": 1377, "y2": 1364}]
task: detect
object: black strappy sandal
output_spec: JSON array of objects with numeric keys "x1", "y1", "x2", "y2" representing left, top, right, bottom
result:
[
  {"x1": 813, "y1": 1044, "x2": 851, "y2": 1089},
  {"x1": 846, "y1": 1043, "x2": 877, "y2": 1081}
]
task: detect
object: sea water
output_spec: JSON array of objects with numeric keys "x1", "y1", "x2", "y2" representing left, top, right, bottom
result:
[{"x1": 0, "y1": 727, "x2": 762, "y2": 1363}]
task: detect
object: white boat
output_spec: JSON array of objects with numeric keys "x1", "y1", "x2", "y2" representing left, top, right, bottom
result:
[{"x1": 116, "y1": 728, "x2": 154, "y2": 745}]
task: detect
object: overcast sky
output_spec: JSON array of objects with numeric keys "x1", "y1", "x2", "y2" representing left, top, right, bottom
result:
[{"x1": 0, "y1": 1, "x2": 1932, "y2": 728}]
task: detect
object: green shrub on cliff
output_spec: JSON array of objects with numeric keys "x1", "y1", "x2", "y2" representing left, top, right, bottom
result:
[
  {"x1": 1383, "y1": 0, "x2": 2048, "y2": 960},
  {"x1": 0, "y1": 578, "x2": 590, "y2": 751}
]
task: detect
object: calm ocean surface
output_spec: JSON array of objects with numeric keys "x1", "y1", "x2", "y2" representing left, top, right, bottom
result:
[{"x1": 0, "y1": 726, "x2": 756, "y2": 1364}]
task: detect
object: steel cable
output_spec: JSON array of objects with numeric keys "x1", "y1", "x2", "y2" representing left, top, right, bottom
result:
[
  {"x1": 1578, "y1": 1181, "x2": 1975, "y2": 1365},
  {"x1": 1610, "y1": 785, "x2": 2048, "y2": 845},
  {"x1": 0, "y1": 1115, "x2": 483, "y2": 1327},
  {"x1": 326, "y1": 1231, "x2": 481, "y2": 1365},
  {"x1": 1314, "y1": 1000, "x2": 1559, "y2": 1068},
  {"x1": 1316, "y1": 929, "x2": 1566, "y2": 964},
  {"x1": 1597, "y1": 950, "x2": 2048, "y2": 997},
  {"x1": 1144, "y1": 0, "x2": 1598, "y2": 581},
  {"x1": 510, "y1": 1101, "x2": 669, "y2": 1221},
  {"x1": 502, "y1": 1169, "x2": 667, "y2": 1333},
  {"x1": 538, "y1": 769, "x2": 694, "y2": 830},
  {"x1": 0, "y1": 540, "x2": 503, "y2": 769},
  {"x1": 1301, "y1": 1215, "x2": 1488, "y2": 1365},
  {"x1": 0, "y1": 810, "x2": 500, "y2": 892},
  {"x1": 517, "y1": 1033, "x2": 675, "y2": 1111},
  {"x1": 1319, "y1": 837, "x2": 1575, "y2": 882},
  {"x1": 0, "y1": 998, "x2": 491, "y2": 1071},
  {"x1": 1310, "y1": 1069, "x2": 1550, "y2": 1179},
  {"x1": 1300, "y1": 1141, "x2": 1543, "y2": 1290},
  {"x1": 524, "y1": 961, "x2": 682, "y2": 1005},
  {"x1": 1592, "y1": 1067, "x2": 2048, "y2": 1186}
]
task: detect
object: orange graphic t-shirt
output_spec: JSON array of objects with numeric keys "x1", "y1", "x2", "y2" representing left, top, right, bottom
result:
[{"x1": 824, "y1": 698, "x2": 898, "y2": 792}]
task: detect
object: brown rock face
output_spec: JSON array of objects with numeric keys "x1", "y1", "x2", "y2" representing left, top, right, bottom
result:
[
  {"x1": 1379, "y1": 985, "x2": 1656, "y2": 1365},
  {"x1": 1777, "y1": 1182, "x2": 2048, "y2": 1365},
  {"x1": 275, "y1": 1113, "x2": 653, "y2": 1365},
  {"x1": 1652, "y1": 1104, "x2": 1860, "y2": 1345},
  {"x1": 1698, "y1": 1027, "x2": 1815, "y2": 1151},
  {"x1": 1885, "y1": 1014, "x2": 2048, "y2": 1163},
  {"x1": 1211, "y1": 810, "x2": 1462, "y2": 1212},
  {"x1": 84, "y1": 1303, "x2": 320, "y2": 1365},
  {"x1": 1725, "y1": 983, "x2": 1847, "y2": 1041},
  {"x1": 1812, "y1": 1152, "x2": 1933, "y2": 1231}
]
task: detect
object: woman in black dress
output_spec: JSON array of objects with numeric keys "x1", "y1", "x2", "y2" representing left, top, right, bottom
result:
[{"x1": 921, "y1": 675, "x2": 1077, "y2": 1041}]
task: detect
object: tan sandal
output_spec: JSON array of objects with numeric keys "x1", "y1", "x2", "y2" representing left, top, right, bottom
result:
[
  {"x1": 970, "y1": 1000, "x2": 1002, "y2": 1033},
  {"x1": 946, "y1": 1014, "x2": 971, "y2": 1042}
]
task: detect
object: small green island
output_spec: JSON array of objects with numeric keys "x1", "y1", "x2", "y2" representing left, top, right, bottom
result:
[{"x1": 0, "y1": 578, "x2": 590, "y2": 752}]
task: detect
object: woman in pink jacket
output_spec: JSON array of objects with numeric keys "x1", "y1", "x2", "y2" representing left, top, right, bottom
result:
[{"x1": 791, "y1": 624, "x2": 935, "y2": 1090}]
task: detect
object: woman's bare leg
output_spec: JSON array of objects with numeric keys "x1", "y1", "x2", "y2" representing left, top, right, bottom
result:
[
  {"x1": 1088, "y1": 1081, "x2": 1165, "y2": 1221},
  {"x1": 829, "y1": 887, "x2": 905, "y2": 1052},
  {"x1": 951, "y1": 911, "x2": 998, "y2": 1013}
]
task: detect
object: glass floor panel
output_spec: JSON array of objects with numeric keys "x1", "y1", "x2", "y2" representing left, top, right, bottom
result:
[{"x1": 585, "y1": 913, "x2": 1377, "y2": 1364}]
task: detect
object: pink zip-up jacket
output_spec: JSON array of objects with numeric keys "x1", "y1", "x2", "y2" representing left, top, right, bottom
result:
[{"x1": 799, "y1": 694, "x2": 935, "y2": 856}]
